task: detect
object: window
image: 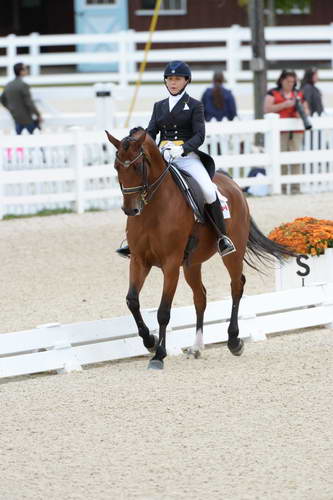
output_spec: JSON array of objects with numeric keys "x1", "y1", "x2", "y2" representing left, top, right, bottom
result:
[
  {"x1": 141, "y1": 0, "x2": 155, "y2": 7},
  {"x1": 86, "y1": 0, "x2": 116, "y2": 4},
  {"x1": 276, "y1": 4, "x2": 310, "y2": 15},
  {"x1": 137, "y1": 0, "x2": 187, "y2": 15},
  {"x1": 22, "y1": 0, "x2": 41, "y2": 6}
]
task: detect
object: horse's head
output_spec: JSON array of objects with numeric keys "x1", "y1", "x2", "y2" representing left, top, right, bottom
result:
[{"x1": 106, "y1": 128, "x2": 149, "y2": 216}]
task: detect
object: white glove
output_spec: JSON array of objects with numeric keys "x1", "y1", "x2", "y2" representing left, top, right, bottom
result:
[
  {"x1": 161, "y1": 143, "x2": 184, "y2": 162},
  {"x1": 163, "y1": 149, "x2": 172, "y2": 162},
  {"x1": 169, "y1": 144, "x2": 184, "y2": 159}
]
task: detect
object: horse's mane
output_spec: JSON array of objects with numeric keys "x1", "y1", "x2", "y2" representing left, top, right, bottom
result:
[
  {"x1": 129, "y1": 126, "x2": 145, "y2": 136},
  {"x1": 118, "y1": 127, "x2": 145, "y2": 151},
  {"x1": 128, "y1": 126, "x2": 159, "y2": 154}
]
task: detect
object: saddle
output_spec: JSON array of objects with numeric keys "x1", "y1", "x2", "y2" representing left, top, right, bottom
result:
[{"x1": 169, "y1": 165, "x2": 206, "y2": 223}]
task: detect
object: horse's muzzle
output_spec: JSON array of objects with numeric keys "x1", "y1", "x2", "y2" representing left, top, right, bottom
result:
[
  {"x1": 122, "y1": 195, "x2": 144, "y2": 216},
  {"x1": 122, "y1": 204, "x2": 143, "y2": 217},
  {"x1": 122, "y1": 207, "x2": 140, "y2": 216}
]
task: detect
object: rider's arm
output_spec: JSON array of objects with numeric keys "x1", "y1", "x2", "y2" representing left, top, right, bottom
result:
[
  {"x1": 146, "y1": 103, "x2": 159, "y2": 141},
  {"x1": 182, "y1": 100, "x2": 205, "y2": 154}
]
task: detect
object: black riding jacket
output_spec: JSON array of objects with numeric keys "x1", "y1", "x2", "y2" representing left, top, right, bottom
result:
[{"x1": 146, "y1": 92, "x2": 215, "y2": 178}]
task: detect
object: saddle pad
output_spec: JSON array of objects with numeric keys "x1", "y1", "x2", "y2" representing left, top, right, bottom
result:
[
  {"x1": 169, "y1": 165, "x2": 206, "y2": 223},
  {"x1": 169, "y1": 165, "x2": 231, "y2": 221},
  {"x1": 216, "y1": 188, "x2": 231, "y2": 219}
]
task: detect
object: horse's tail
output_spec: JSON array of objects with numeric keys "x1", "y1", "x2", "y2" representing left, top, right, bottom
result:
[{"x1": 244, "y1": 216, "x2": 297, "y2": 272}]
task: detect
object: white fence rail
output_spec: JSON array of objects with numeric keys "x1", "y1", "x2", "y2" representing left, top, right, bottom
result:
[
  {"x1": 1, "y1": 25, "x2": 333, "y2": 87},
  {"x1": 1, "y1": 284, "x2": 332, "y2": 379},
  {"x1": 1, "y1": 115, "x2": 333, "y2": 218}
]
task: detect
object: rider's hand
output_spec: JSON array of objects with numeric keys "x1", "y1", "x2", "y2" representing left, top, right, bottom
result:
[
  {"x1": 169, "y1": 145, "x2": 184, "y2": 159},
  {"x1": 163, "y1": 149, "x2": 172, "y2": 162}
]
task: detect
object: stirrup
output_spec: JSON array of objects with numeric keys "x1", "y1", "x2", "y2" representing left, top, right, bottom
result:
[
  {"x1": 116, "y1": 241, "x2": 130, "y2": 259},
  {"x1": 217, "y1": 236, "x2": 236, "y2": 257}
]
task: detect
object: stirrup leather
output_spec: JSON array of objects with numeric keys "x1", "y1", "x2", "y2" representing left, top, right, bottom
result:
[{"x1": 217, "y1": 235, "x2": 236, "y2": 257}]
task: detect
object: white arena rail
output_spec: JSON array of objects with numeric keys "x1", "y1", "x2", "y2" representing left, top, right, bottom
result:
[
  {"x1": 1, "y1": 25, "x2": 333, "y2": 87},
  {"x1": 1, "y1": 115, "x2": 333, "y2": 218},
  {"x1": 0, "y1": 284, "x2": 332, "y2": 380}
]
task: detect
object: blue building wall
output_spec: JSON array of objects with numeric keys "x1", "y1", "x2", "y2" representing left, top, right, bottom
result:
[{"x1": 74, "y1": 0, "x2": 129, "y2": 72}]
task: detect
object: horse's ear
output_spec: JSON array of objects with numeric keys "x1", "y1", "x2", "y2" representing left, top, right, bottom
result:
[{"x1": 105, "y1": 130, "x2": 120, "y2": 149}]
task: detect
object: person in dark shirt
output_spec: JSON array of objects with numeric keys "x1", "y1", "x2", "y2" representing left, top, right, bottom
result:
[
  {"x1": 201, "y1": 71, "x2": 237, "y2": 122},
  {"x1": 0, "y1": 62, "x2": 42, "y2": 134},
  {"x1": 301, "y1": 67, "x2": 324, "y2": 116},
  {"x1": 116, "y1": 61, "x2": 236, "y2": 259}
]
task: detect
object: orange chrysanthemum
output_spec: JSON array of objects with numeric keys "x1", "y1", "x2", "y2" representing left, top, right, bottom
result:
[{"x1": 268, "y1": 217, "x2": 333, "y2": 256}]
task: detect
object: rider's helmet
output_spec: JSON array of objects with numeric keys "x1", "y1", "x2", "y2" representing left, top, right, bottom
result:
[{"x1": 164, "y1": 61, "x2": 192, "y2": 82}]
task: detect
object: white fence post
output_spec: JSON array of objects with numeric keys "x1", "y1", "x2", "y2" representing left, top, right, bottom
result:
[
  {"x1": 29, "y1": 32, "x2": 40, "y2": 76},
  {"x1": 226, "y1": 25, "x2": 241, "y2": 89},
  {"x1": 0, "y1": 136, "x2": 4, "y2": 220},
  {"x1": 70, "y1": 127, "x2": 85, "y2": 214},
  {"x1": 126, "y1": 29, "x2": 136, "y2": 75},
  {"x1": 6, "y1": 34, "x2": 16, "y2": 79},
  {"x1": 118, "y1": 31, "x2": 129, "y2": 88},
  {"x1": 94, "y1": 83, "x2": 116, "y2": 130},
  {"x1": 265, "y1": 113, "x2": 281, "y2": 194},
  {"x1": 330, "y1": 23, "x2": 333, "y2": 70}
]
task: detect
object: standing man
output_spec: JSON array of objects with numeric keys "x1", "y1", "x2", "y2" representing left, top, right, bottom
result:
[{"x1": 0, "y1": 62, "x2": 42, "y2": 134}]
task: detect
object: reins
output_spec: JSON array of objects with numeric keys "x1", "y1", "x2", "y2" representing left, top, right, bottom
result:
[{"x1": 117, "y1": 148, "x2": 170, "y2": 205}]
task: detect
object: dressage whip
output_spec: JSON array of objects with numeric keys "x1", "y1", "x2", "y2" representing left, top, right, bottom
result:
[{"x1": 124, "y1": 0, "x2": 162, "y2": 128}]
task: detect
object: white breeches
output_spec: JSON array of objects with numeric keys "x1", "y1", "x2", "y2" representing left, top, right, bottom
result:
[{"x1": 171, "y1": 152, "x2": 217, "y2": 204}]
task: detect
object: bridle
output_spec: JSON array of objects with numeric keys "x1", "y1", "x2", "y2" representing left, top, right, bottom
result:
[{"x1": 116, "y1": 148, "x2": 170, "y2": 205}]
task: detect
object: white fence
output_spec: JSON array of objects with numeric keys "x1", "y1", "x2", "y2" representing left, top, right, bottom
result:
[
  {"x1": 1, "y1": 25, "x2": 333, "y2": 87},
  {"x1": 1, "y1": 115, "x2": 333, "y2": 217},
  {"x1": 1, "y1": 283, "x2": 332, "y2": 379}
]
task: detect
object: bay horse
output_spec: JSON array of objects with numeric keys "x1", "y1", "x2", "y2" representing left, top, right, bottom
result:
[{"x1": 106, "y1": 128, "x2": 293, "y2": 370}]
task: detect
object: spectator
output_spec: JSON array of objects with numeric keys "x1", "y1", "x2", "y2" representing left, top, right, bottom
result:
[
  {"x1": 201, "y1": 71, "x2": 237, "y2": 122},
  {"x1": 301, "y1": 67, "x2": 324, "y2": 116},
  {"x1": 0, "y1": 62, "x2": 42, "y2": 135},
  {"x1": 264, "y1": 69, "x2": 310, "y2": 194}
]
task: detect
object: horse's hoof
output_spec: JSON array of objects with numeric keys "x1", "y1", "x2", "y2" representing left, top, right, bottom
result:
[
  {"x1": 148, "y1": 359, "x2": 164, "y2": 370},
  {"x1": 194, "y1": 349, "x2": 202, "y2": 359},
  {"x1": 185, "y1": 346, "x2": 202, "y2": 359},
  {"x1": 228, "y1": 338, "x2": 244, "y2": 356},
  {"x1": 146, "y1": 335, "x2": 158, "y2": 353}
]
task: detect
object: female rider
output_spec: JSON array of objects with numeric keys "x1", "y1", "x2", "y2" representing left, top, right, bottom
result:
[{"x1": 117, "y1": 60, "x2": 235, "y2": 258}]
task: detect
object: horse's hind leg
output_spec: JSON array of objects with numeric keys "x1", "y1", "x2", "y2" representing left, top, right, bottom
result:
[
  {"x1": 225, "y1": 255, "x2": 246, "y2": 356},
  {"x1": 183, "y1": 264, "x2": 207, "y2": 358},
  {"x1": 126, "y1": 257, "x2": 157, "y2": 352}
]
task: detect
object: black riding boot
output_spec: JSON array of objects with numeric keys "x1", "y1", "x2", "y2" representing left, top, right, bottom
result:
[
  {"x1": 116, "y1": 242, "x2": 131, "y2": 259},
  {"x1": 206, "y1": 197, "x2": 236, "y2": 257}
]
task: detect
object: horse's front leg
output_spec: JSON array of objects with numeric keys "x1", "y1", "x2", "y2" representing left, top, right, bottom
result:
[
  {"x1": 148, "y1": 263, "x2": 180, "y2": 370},
  {"x1": 126, "y1": 257, "x2": 157, "y2": 352}
]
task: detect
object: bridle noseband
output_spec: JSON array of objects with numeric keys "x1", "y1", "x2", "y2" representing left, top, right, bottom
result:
[{"x1": 116, "y1": 148, "x2": 170, "y2": 206}]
